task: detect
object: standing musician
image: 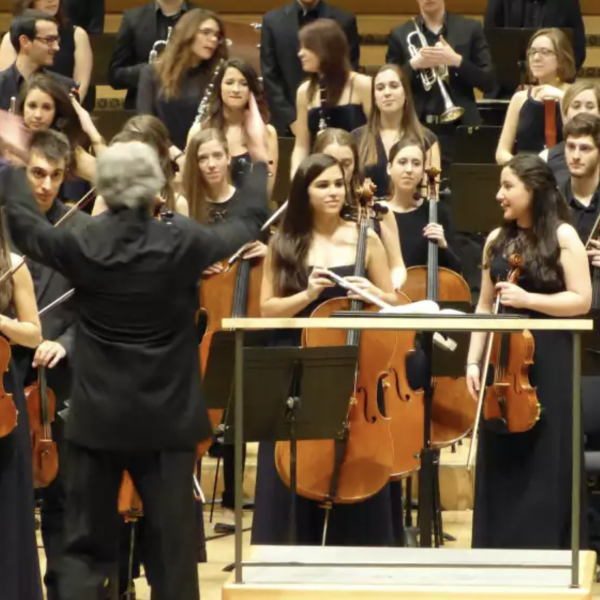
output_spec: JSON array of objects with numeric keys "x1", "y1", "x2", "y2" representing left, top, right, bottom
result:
[
  {"x1": 496, "y1": 28, "x2": 575, "y2": 165},
  {"x1": 541, "y1": 82, "x2": 600, "y2": 188},
  {"x1": 0, "y1": 99, "x2": 270, "y2": 599},
  {"x1": 8, "y1": 129, "x2": 88, "y2": 600},
  {"x1": 109, "y1": 0, "x2": 200, "y2": 110},
  {"x1": 353, "y1": 64, "x2": 441, "y2": 196},
  {"x1": 0, "y1": 169, "x2": 44, "y2": 599},
  {"x1": 260, "y1": 0, "x2": 360, "y2": 137},
  {"x1": 387, "y1": 137, "x2": 461, "y2": 273},
  {"x1": 0, "y1": 10, "x2": 76, "y2": 110},
  {"x1": 137, "y1": 8, "x2": 228, "y2": 154},
  {"x1": 312, "y1": 127, "x2": 406, "y2": 291},
  {"x1": 466, "y1": 154, "x2": 591, "y2": 549},
  {"x1": 290, "y1": 18, "x2": 371, "y2": 177},
  {"x1": 186, "y1": 58, "x2": 279, "y2": 198},
  {"x1": 252, "y1": 152, "x2": 400, "y2": 546},
  {"x1": 386, "y1": 0, "x2": 494, "y2": 171}
]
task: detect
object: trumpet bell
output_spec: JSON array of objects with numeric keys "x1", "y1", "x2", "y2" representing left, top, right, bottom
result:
[{"x1": 440, "y1": 105, "x2": 465, "y2": 123}]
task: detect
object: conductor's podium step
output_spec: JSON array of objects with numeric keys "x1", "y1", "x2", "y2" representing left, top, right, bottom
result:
[
  {"x1": 223, "y1": 546, "x2": 597, "y2": 600},
  {"x1": 200, "y1": 439, "x2": 475, "y2": 511}
]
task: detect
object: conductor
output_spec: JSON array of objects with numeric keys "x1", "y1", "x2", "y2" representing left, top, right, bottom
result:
[{"x1": 0, "y1": 98, "x2": 270, "y2": 600}]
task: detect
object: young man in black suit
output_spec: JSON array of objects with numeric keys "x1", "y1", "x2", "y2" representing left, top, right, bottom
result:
[
  {"x1": 108, "y1": 0, "x2": 200, "y2": 110},
  {"x1": 260, "y1": 0, "x2": 360, "y2": 136},
  {"x1": 0, "y1": 10, "x2": 76, "y2": 110},
  {"x1": 9, "y1": 129, "x2": 89, "y2": 600},
  {"x1": 386, "y1": 0, "x2": 495, "y2": 170},
  {"x1": 0, "y1": 97, "x2": 269, "y2": 600},
  {"x1": 484, "y1": 0, "x2": 586, "y2": 71}
]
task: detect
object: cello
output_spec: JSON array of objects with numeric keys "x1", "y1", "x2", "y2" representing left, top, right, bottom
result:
[
  {"x1": 402, "y1": 167, "x2": 475, "y2": 447},
  {"x1": 25, "y1": 367, "x2": 59, "y2": 487},
  {"x1": 275, "y1": 183, "x2": 398, "y2": 510}
]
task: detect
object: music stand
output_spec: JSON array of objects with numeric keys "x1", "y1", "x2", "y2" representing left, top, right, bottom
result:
[
  {"x1": 203, "y1": 331, "x2": 359, "y2": 545},
  {"x1": 450, "y1": 164, "x2": 503, "y2": 233},
  {"x1": 485, "y1": 28, "x2": 574, "y2": 97},
  {"x1": 453, "y1": 126, "x2": 502, "y2": 164}
]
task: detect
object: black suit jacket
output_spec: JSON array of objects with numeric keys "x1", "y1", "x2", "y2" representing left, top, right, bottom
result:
[
  {"x1": 8, "y1": 203, "x2": 90, "y2": 404},
  {"x1": 108, "y1": 2, "x2": 200, "y2": 110},
  {"x1": 4, "y1": 164, "x2": 269, "y2": 452},
  {"x1": 386, "y1": 15, "x2": 495, "y2": 127},
  {"x1": 484, "y1": 0, "x2": 586, "y2": 71},
  {"x1": 261, "y1": 1, "x2": 360, "y2": 135}
]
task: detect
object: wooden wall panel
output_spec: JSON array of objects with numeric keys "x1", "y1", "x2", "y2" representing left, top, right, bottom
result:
[{"x1": 0, "y1": 0, "x2": 598, "y2": 16}]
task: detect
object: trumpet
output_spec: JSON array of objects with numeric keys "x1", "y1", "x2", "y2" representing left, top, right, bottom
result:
[
  {"x1": 407, "y1": 19, "x2": 464, "y2": 124},
  {"x1": 149, "y1": 26, "x2": 173, "y2": 63}
]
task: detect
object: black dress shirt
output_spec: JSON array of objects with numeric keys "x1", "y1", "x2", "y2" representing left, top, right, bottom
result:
[
  {"x1": 523, "y1": 0, "x2": 546, "y2": 27},
  {"x1": 156, "y1": 0, "x2": 186, "y2": 41},
  {"x1": 0, "y1": 63, "x2": 76, "y2": 111},
  {"x1": 3, "y1": 163, "x2": 270, "y2": 452},
  {"x1": 561, "y1": 178, "x2": 600, "y2": 243}
]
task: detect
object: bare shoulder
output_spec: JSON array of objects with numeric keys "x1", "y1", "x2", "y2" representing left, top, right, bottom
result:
[
  {"x1": 297, "y1": 80, "x2": 310, "y2": 101},
  {"x1": 353, "y1": 72, "x2": 372, "y2": 91},
  {"x1": 265, "y1": 124, "x2": 277, "y2": 140},
  {"x1": 510, "y1": 90, "x2": 528, "y2": 108},
  {"x1": 485, "y1": 228, "x2": 501, "y2": 247},
  {"x1": 557, "y1": 222, "x2": 581, "y2": 246}
]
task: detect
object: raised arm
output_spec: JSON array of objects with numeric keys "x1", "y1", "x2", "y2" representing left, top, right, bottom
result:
[
  {"x1": 290, "y1": 83, "x2": 311, "y2": 178},
  {"x1": 108, "y1": 13, "x2": 145, "y2": 91},
  {"x1": 73, "y1": 26, "x2": 93, "y2": 102}
]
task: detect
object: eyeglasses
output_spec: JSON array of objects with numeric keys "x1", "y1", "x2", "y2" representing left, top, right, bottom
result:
[
  {"x1": 198, "y1": 28, "x2": 222, "y2": 42},
  {"x1": 527, "y1": 48, "x2": 556, "y2": 58},
  {"x1": 35, "y1": 35, "x2": 60, "y2": 46}
]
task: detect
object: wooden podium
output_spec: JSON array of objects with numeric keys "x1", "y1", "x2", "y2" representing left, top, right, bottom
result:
[{"x1": 220, "y1": 315, "x2": 596, "y2": 599}]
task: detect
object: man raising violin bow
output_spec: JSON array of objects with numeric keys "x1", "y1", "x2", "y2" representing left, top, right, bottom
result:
[{"x1": 0, "y1": 97, "x2": 270, "y2": 600}]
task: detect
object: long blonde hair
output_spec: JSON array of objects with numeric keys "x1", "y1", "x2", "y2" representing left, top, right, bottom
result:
[
  {"x1": 155, "y1": 9, "x2": 228, "y2": 100},
  {"x1": 359, "y1": 64, "x2": 425, "y2": 168},
  {"x1": 182, "y1": 128, "x2": 230, "y2": 224}
]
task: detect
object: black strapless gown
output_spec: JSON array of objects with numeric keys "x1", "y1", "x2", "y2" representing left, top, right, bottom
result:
[
  {"x1": 308, "y1": 104, "x2": 367, "y2": 143},
  {"x1": 251, "y1": 265, "x2": 396, "y2": 546},
  {"x1": 514, "y1": 90, "x2": 563, "y2": 155},
  {"x1": 473, "y1": 255, "x2": 585, "y2": 549}
]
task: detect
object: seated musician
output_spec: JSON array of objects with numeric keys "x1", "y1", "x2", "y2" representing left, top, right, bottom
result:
[
  {"x1": 186, "y1": 58, "x2": 279, "y2": 198},
  {"x1": 386, "y1": 137, "x2": 461, "y2": 273},
  {"x1": 353, "y1": 64, "x2": 441, "y2": 195},
  {"x1": 312, "y1": 127, "x2": 406, "y2": 291},
  {"x1": 109, "y1": 0, "x2": 200, "y2": 110},
  {"x1": 0, "y1": 0, "x2": 93, "y2": 105},
  {"x1": 541, "y1": 82, "x2": 600, "y2": 188},
  {"x1": 253, "y1": 152, "x2": 401, "y2": 547},
  {"x1": 386, "y1": 0, "x2": 495, "y2": 171},
  {"x1": 496, "y1": 28, "x2": 575, "y2": 165},
  {"x1": 466, "y1": 154, "x2": 590, "y2": 549},
  {"x1": 0, "y1": 10, "x2": 76, "y2": 110},
  {"x1": 7, "y1": 129, "x2": 89, "y2": 600}
]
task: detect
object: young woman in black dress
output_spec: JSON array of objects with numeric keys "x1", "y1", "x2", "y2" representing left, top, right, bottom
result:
[
  {"x1": 0, "y1": 214, "x2": 44, "y2": 599},
  {"x1": 290, "y1": 18, "x2": 371, "y2": 176},
  {"x1": 252, "y1": 152, "x2": 400, "y2": 546},
  {"x1": 466, "y1": 154, "x2": 591, "y2": 548},
  {"x1": 354, "y1": 64, "x2": 440, "y2": 196},
  {"x1": 387, "y1": 137, "x2": 461, "y2": 272},
  {"x1": 312, "y1": 127, "x2": 406, "y2": 291},
  {"x1": 137, "y1": 9, "x2": 228, "y2": 153},
  {"x1": 186, "y1": 58, "x2": 279, "y2": 197},
  {"x1": 496, "y1": 29, "x2": 575, "y2": 164}
]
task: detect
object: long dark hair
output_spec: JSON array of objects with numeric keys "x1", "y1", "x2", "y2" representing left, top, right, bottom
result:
[
  {"x1": 17, "y1": 73, "x2": 88, "y2": 173},
  {"x1": 486, "y1": 154, "x2": 570, "y2": 287},
  {"x1": 111, "y1": 115, "x2": 177, "y2": 212},
  {"x1": 359, "y1": 64, "x2": 425, "y2": 168},
  {"x1": 299, "y1": 18, "x2": 350, "y2": 108},
  {"x1": 13, "y1": 0, "x2": 67, "y2": 27},
  {"x1": 204, "y1": 58, "x2": 270, "y2": 129},
  {"x1": 271, "y1": 153, "x2": 344, "y2": 296},
  {"x1": 155, "y1": 9, "x2": 228, "y2": 100}
]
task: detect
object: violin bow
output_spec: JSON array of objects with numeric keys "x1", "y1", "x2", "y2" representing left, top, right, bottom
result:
[{"x1": 0, "y1": 187, "x2": 96, "y2": 288}]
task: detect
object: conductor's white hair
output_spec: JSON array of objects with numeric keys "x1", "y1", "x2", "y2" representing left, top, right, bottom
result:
[{"x1": 95, "y1": 142, "x2": 166, "y2": 210}]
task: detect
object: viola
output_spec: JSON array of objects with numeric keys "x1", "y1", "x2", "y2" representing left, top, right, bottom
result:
[
  {"x1": 402, "y1": 167, "x2": 475, "y2": 448},
  {"x1": 479, "y1": 254, "x2": 540, "y2": 433},
  {"x1": 275, "y1": 181, "x2": 397, "y2": 506},
  {"x1": 0, "y1": 336, "x2": 16, "y2": 438},
  {"x1": 25, "y1": 367, "x2": 59, "y2": 487}
]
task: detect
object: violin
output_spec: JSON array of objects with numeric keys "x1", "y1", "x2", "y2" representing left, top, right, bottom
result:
[
  {"x1": 402, "y1": 167, "x2": 475, "y2": 448},
  {"x1": 25, "y1": 367, "x2": 59, "y2": 487},
  {"x1": 479, "y1": 254, "x2": 540, "y2": 434},
  {"x1": 275, "y1": 180, "x2": 397, "y2": 507},
  {"x1": 0, "y1": 336, "x2": 16, "y2": 438}
]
